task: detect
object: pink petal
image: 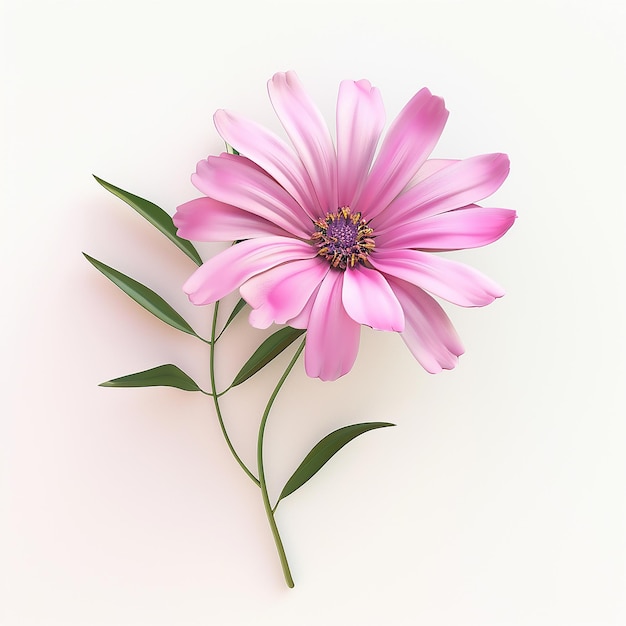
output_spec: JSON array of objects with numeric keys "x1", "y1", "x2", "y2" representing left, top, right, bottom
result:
[
  {"x1": 369, "y1": 248, "x2": 504, "y2": 307},
  {"x1": 192, "y1": 154, "x2": 313, "y2": 238},
  {"x1": 214, "y1": 109, "x2": 320, "y2": 218},
  {"x1": 239, "y1": 258, "x2": 329, "y2": 329},
  {"x1": 404, "y1": 159, "x2": 459, "y2": 189},
  {"x1": 336, "y1": 79, "x2": 385, "y2": 208},
  {"x1": 374, "y1": 153, "x2": 510, "y2": 232},
  {"x1": 268, "y1": 71, "x2": 338, "y2": 213},
  {"x1": 342, "y1": 266, "x2": 404, "y2": 331},
  {"x1": 218, "y1": 151, "x2": 269, "y2": 175},
  {"x1": 387, "y1": 277, "x2": 464, "y2": 373},
  {"x1": 354, "y1": 88, "x2": 448, "y2": 220},
  {"x1": 305, "y1": 270, "x2": 361, "y2": 381},
  {"x1": 183, "y1": 236, "x2": 317, "y2": 305},
  {"x1": 174, "y1": 197, "x2": 290, "y2": 242},
  {"x1": 375, "y1": 206, "x2": 517, "y2": 250},
  {"x1": 286, "y1": 282, "x2": 321, "y2": 329}
]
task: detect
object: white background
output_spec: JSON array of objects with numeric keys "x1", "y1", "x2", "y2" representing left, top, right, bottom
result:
[{"x1": 2, "y1": 0, "x2": 625, "y2": 624}]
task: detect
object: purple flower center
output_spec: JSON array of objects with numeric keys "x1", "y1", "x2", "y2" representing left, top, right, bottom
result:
[{"x1": 311, "y1": 207, "x2": 375, "y2": 270}]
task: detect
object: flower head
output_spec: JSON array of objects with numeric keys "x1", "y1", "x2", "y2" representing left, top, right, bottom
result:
[{"x1": 174, "y1": 71, "x2": 515, "y2": 381}]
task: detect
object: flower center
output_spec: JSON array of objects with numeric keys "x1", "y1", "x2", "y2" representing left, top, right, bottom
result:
[{"x1": 311, "y1": 207, "x2": 375, "y2": 270}]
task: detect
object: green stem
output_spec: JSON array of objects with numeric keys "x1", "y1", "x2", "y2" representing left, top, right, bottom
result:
[
  {"x1": 257, "y1": 338, "x2": 306, "y2": 589},
  {"x1": 209, "y1": 300, "x2": 260, "y2": 487}
]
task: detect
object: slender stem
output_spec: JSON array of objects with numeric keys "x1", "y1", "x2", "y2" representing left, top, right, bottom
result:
[
  {"x1": 216, "y1": 386, "x2": 232, "y2": 398},
  {"x1": 209, "y1": 300, "x2": 260, "y2": 487},
  {"x1": 257, "y1": 338, "x2": 306, "y2": 589}
]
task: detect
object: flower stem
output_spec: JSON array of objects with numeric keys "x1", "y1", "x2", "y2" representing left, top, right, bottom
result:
[
  {"x1": 257, "y1": 338, "x2": 306, "y2": 589},
  {"x1": 209, "y1": 300, "x2": 260, "y2": 487}
]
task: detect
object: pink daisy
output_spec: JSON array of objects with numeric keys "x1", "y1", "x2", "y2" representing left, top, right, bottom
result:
[{"x1": 174, "y1": 71, "x2": 515, "y2": 381}]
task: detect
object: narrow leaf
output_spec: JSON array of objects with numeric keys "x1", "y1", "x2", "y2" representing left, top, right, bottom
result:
[
  {"x1": 231, "y1": 326, "x2": 306, "y2": 387},
  {"x1": 83, "y1": 253, "x2": 200, "y2": 338},
  {"x1": 218, "y1": 298, "x2": 247, "y2": 339},
  {"x1": 93, "y1": 176, "x2": 203, "y2": 266},
  {"x1": 100, "y1": 364, "x2": 202, "y2": 392},
  {"x1": 277, "y1": 422, "x2": 395, "y2": 503}
]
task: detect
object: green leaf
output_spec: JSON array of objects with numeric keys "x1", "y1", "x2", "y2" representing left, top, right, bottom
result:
[
  {"x1": 217, "y1": 297, "x2": 247, "y2": 339},
  {"x1": 231, "y1": 326, "x2": 306, "y2": 387},
  {"x1": 83, "y1": 253, "x2": 201, "y2": 339},
  {"x1": 100, "y1": 364, "x2": 203, "y2": 392},
  {"x1": 93, "y1": 176, "x2": 203, "y2": 266},
  {"x1": 277, "y1": 422, "x2": 395, "y2": 503}
]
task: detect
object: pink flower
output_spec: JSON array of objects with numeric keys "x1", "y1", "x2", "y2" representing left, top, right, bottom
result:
[{"x1": 174, "y1": 72, "x2": 515, "y2": 381}]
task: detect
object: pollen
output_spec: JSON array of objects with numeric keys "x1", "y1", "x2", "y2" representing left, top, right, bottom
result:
[{"x1": 311, "y1": 207, "x2": 375, "y2": 270}]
